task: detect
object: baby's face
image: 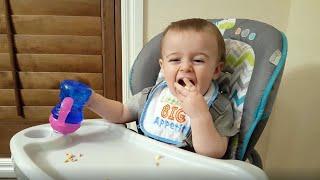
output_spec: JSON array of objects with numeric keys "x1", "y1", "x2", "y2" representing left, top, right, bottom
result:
[{"x1": 159, "y1": 29, "x2": 223, "y2": 96}]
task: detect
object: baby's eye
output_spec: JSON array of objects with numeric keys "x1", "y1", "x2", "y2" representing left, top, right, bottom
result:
[
  {"x1": 193, "y1": 59, "x2": 204, "y2": 63},
  {"x1": 169, "y1": 59, "x2": 180, "y2": 62}
]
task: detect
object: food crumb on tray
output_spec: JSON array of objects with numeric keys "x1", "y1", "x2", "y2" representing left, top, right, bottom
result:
[
  {"x1": 64, "y1": 152, "x2": 83, "y2": 163},
  {"x1": 154, "y1": 155, "x2": 164, "y2": 167}
]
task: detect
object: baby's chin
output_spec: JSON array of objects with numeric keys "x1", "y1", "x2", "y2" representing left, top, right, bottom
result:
[{"x1": 167, "y1": 85, "x2": 178, "y2": 96}]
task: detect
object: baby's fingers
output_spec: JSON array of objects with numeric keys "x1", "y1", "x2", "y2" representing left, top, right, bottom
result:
[
  {"x1": 174, "y1": 82, "x2": 188, "y2": 97},
  {"x1": 183, "y1": 78, "x2": 196, "y2": 91}
]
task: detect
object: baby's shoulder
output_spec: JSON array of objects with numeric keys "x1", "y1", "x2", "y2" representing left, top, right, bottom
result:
[{"x1": 211, "y1": 93, "x2": 233, "y2": 116}]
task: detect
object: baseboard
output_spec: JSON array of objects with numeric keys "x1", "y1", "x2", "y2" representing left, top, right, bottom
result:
[{"x1": 0, "y1": 158, "x2": 15, "y2": 178}]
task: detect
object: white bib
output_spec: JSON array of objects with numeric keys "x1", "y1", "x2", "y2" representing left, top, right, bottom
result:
[{"x1": 139, "y1": 81, "x2": 218, "y2": 146}]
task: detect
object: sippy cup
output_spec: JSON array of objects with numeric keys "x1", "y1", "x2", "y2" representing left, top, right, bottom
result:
[{"x1": 49, "y1": 80, "x2": 92, "y2": 135}]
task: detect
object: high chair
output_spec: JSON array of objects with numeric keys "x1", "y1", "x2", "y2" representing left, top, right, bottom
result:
[
  {"x1": 9, "y1": 18, "x2": 286, "y2": 179},
  {"x1": 129, "y1": 18, "x2": 288, "y2": 169}
]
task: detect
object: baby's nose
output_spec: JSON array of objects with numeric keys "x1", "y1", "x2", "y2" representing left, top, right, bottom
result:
[{"x1": 180, "y1": 61, "x2": 193, "y2": 72}]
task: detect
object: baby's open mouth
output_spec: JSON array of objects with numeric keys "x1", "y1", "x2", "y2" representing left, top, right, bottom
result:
[{"x1": 177, "y1": 79, "x2": 195, "y2": 87}]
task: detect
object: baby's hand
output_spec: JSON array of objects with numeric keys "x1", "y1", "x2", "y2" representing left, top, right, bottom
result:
[{"x1": 174, "y1": 78, "x2": 209, "y2": 119}]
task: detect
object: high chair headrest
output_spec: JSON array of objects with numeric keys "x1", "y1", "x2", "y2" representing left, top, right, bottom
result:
[{"x1": 130, "y1": 33, "x2": 163, "y2": 95}]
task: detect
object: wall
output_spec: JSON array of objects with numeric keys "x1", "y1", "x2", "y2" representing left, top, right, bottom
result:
[
  {"x1": 143, "y1": 0, "x2": 320, "y2": 178},
  {"x1": 144, "y1": 0, "x2": 290, "y2": 42},
  {"x1": 264, "y1": 0, "x2": 320, "y2": 178}
]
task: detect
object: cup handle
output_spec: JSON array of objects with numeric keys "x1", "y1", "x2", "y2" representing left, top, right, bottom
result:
[{"x1": 57, "y1": 97, "x2": 74, "y2": 125}]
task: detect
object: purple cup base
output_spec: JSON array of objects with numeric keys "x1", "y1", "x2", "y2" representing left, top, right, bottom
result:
[{"x1": 49, "y1": 114, "x2": 81, "y2": 135}]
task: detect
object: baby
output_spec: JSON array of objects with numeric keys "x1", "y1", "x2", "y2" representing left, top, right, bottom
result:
[{"x1": 87, "y1": 18, "x2": 238, "y2": 158}]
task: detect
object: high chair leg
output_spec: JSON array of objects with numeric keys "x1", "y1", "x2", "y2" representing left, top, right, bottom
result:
[{"x1": 247, "y1": 149, "x2": 263, "y2": 169}]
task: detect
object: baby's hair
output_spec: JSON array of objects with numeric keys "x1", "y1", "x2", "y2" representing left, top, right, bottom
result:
[{"x1": 160, "y1": 18, "x2": 226, "y2": 63}]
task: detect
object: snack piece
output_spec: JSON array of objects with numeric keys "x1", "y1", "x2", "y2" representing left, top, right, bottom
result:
[
  {"x1": 64, "y1": 152, "x2": 83, "y2": 163},
  {"x1": 154, "y1": 155, "x2": 164, "y2": 167}
]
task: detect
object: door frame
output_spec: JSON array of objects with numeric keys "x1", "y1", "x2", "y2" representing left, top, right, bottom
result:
[
  {"x1": 0, "y1": 0, "x2": 144, "y2": 177},
  {"x1": 121, "y1": 0, "x2": 144, "y2": 103}
]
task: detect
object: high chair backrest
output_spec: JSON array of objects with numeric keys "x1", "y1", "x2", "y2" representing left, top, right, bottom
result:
[{"x1": 130, "y1": 19, "x2": 288, "y2": 161}]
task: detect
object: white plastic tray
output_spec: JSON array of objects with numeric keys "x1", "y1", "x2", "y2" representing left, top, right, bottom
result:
[{"x1": 10, "y1": 119, "x2": 268, "y2": 180}]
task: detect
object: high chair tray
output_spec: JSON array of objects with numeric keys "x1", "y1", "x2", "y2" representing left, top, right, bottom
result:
[{"x1": 10, "y1": 119, "x2": 267, "y2": 180}]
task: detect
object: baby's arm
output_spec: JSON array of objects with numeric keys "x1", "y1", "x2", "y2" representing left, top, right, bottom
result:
[
  {"x1": 190, "y1": 112, "x2": 228, "y2": 158},
  {"x1": 174, "y1": 79, "x2": 228, "y2": 158},
  {"x1": 86, "y1": 91, "x2": 135, "y2": 124}
]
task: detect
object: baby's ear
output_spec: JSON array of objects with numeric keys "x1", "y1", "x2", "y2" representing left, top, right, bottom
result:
[
  {"x1": 213, "y1": 62, "x2": 224, "y2": 80},
  {"x1": 159, "y1": 58, "x2": 164, "y2": 70}
]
